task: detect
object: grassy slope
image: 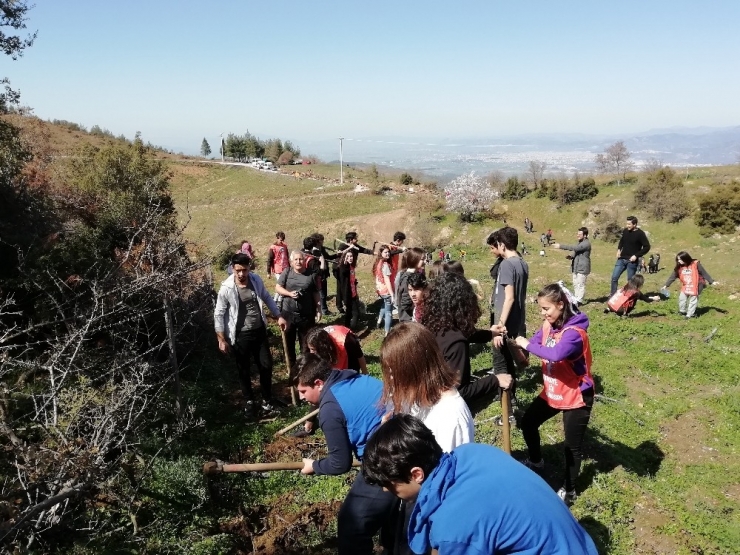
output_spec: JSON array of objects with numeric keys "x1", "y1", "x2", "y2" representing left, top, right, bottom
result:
[{"x1": 65, "y1": 149, "x2": 739, "y2": 554}]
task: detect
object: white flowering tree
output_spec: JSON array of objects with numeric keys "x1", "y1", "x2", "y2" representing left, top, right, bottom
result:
[{"x1": 444, "y1": 171, "x2": 499, "y2": 222}]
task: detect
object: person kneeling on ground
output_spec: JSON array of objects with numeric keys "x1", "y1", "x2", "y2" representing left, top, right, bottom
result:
[
  {"x1": 296, "y1": 354, "x2": 396, "y2": 555},
  {"x1": 362, "y1": 414, "x2": 598, "y2": 555},
  {"x1": 604, "y1": 275, "x2": 660, "y2": 317}
]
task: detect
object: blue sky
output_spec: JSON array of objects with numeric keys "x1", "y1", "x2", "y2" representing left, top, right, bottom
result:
[{"x1": 5, "y1": 1, "x2": 740, "y2": 154}]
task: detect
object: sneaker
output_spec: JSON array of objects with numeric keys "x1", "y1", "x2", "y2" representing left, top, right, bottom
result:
[
  {"x1": 603, "y1": 308, "x2": 610, "y2": 314},
  {"x1": 244, "y1": 400, "x2": 258, "y2": 417},
  {"x1": 521, "y1": 458, "x2": 545, "y2": 473},
  {"x1": 289, "y1": 428, "x2": 314, "y2": 439},
  {"x1": 557, "y1": 487, "x2": 577, "y2": 504},
  {"x1": 261, "y1": 401, "x2": 279, "y2": 416},
  {"x1": 494, "y1": 414, "x2": 516, "y2": 427}
]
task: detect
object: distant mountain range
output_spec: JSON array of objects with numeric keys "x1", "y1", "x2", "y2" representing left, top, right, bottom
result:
[{"x1": 297, "y1": 126, "x2": 740, "y2": 181}]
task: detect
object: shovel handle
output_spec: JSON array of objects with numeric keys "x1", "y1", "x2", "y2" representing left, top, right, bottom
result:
[
  {"x1": 203, "y1": 459, "x2": 360, "y2": 474},
  {"x1": 501, "y1": 389, "x2": 512, "y2": 455}
]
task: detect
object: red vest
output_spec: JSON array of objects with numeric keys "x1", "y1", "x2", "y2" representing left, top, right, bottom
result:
[
  {"x1": 607, "y1": 288, "x2": 640, "y2": 313},
  {"x1": 325, "y1": 325, "x2": 350, "y2": 370},
  {"x1": 374, "y1": 261, "x2": 391, "y2": 296},
  {"x1": 269, "y1": 243, "x2": 289, "y2": 275},
  {"x1": 678, "y1": 260, "x2": 703, "y2": 296},
  {"x1": 538, "y1": 322, "x2": 594, "y2": 410}
]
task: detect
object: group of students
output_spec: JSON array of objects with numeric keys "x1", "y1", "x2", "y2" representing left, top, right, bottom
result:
[
  {"x1": 213, "y1": 222, "x2": 719, "y2": 554},
  {"x1": 293, "y1": 286, "x2": 598, "y2": 554}
]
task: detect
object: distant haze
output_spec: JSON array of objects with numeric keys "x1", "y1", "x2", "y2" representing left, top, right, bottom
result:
[{"x1": 290, "y1": 127, "x2": 740, "y2": 181}]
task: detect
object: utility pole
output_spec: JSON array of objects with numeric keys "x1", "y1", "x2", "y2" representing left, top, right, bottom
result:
[
  {"x1": 220, "y1": 133, "x2": 225, "y2": 163},
  {"x1": 338, "y1": 137, "x2": 344, "y2": 184}
]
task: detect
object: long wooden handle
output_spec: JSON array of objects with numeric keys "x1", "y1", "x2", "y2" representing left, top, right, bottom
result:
[
  {"x1": 501, "y1": 389, "x2": 512, "y2": 455},
  {"x1": 281, "y1": 329, "x2": 298, "y2": 406},
  {"x1": 274, "y1": 408, "x2": 320, "y2": 437},
  {"x1": 204, "y1": 459, "x2": 361, "y2": 474}
]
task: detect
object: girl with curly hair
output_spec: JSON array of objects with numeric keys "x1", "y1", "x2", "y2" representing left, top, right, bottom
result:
[{"x1": 421, "y1": 272, "x2": 511, "y2": 403}]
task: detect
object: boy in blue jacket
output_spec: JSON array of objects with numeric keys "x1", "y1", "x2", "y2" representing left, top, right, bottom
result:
[
  {"x1": 363, "y1": 415, "x2": 598, "y2": 555},
  {"x1": 296, "y1": 354, "x2": 397, "y2": 555}
]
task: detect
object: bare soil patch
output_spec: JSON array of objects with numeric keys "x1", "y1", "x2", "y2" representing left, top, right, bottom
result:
[
  {"x1": 219, "y1": 495, "x2": 341, "y2": 554},
  {"x1": 631, "y1": 497, "x2": 680, "y2": 554},
  {"x1": 660, "y1": 409, "x2": 722, "y2": 466}
]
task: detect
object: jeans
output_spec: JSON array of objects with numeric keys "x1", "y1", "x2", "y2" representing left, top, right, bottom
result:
[
  {"x1": 521, "y1": 393, "x2": 593, "y2": 491},
  {"x1": 232, "y1": 326, "x2": 273, "y2": 402},
  {"x1": 337, "y1": 471, "x2": 397, "y2": 555},
  {"x1": 610, "y1": 258, "x2": 638, "y2": 295},
  {"x1": 378, "y1": 294, "x2": 393, "y2": 334},
  {"x1": 284, "y1": 318, "x2": 313, "y2": 368},
  {"x1": 679, "y1": 292, "x2": 699, "y2": 318}
]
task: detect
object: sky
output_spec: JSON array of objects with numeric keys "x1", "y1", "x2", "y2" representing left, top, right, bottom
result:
[{"x1": 5, "y1": 1, "x2": 740, "y2": 155}]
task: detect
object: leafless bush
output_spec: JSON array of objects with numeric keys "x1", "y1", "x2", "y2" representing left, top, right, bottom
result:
[{"x1": 0, "y1": 186, "x2": 212, "y2": 551}]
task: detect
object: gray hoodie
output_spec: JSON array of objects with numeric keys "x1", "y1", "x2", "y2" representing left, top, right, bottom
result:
[{"x1": 557, "y1": 238, "x2": 591, "y2": 275}]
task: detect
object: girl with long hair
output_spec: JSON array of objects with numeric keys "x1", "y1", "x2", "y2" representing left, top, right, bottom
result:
[
  {"x1": 514, "y1": 283, "x2": 594, "y2": 504},
  {"x1": 373, "y1": 245, "x2": 395, "y2": 335},
  {"x1": 662, "y1": 251, "x2": 718, "y2": 319},
  {"x1": 337, "y1": 249, "x2": 360, "y2": 328},
  {"x1": 381, "y1": 322, "x2": 473, "y2": 452}
]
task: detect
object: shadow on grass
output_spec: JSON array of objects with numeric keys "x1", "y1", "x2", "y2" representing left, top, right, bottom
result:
[{"x1": 579, "y1": 516, "x2": 612, "y2": 555}]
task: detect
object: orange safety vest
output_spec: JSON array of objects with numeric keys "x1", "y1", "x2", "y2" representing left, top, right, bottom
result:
[
  {"x1": 325, "y1": 325, "x2": 350, "y2": 370},
  {"x1": 269, "y1": 243, "x2": 289, "y2": 275},
  {"x1": 607, "y1": 288, "x2": 640, "y2": 313},
  {"x1": 538, "y1": 322, "x2": 594, "y2": 410},
  {"x1": 678, "y1": 260, "x2": 704, "y2": 296},
  {"x1": 374, "y1": 261, "x2": 391, "y2": 296}
]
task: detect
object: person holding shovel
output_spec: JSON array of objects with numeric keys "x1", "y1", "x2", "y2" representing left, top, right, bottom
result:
[
  {"x1": 275, "y1": 250, "x2": 321, "y2": 368},
  {"x1": 514, "y1": 283, "x2": 594, "y2": 505},
  {"x1": 214, "y1": 253, "x2": 288, "y2": 417},
  {"x1": 362, "y1": 415, "x2": 598, "y2": 555},
  {"x1": 295, "y1": 354, "x2": 396, "y2": 555}
]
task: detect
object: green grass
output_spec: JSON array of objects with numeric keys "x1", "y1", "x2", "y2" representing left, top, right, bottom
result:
[{"x1": 84, "y1": 161, "x2": 740, "y2": 554}]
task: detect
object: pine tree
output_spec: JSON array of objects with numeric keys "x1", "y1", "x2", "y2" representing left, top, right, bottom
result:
[{"x1": 200, "y1": 138, "x2": 211, "y2": 157}]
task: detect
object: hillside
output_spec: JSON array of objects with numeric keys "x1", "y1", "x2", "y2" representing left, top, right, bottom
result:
[
  {"x1": 5, "y1": 116, "x2": 740, "y2": 554},
  {"x1": 164, "y1": 145, "x2": 740, "y2": 554}
]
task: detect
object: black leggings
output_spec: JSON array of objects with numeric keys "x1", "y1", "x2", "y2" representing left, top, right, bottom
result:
[
  {"x1": 521, "y1": 392, "x2": 593, "y2": 491},
  {"x1": 232, "y1": 326, "x2": 273, "y2": 401}
]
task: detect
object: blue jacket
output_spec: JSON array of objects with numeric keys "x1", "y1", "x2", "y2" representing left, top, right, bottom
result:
[
  {"x1": 409, "y1": 443, "x2": 598, "y2": 555},
  {"x1": 313, "y1": 370, "x2": 384, "y2": 476}
]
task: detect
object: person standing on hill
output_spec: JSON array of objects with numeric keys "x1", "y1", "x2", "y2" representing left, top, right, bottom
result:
[
  {"x1": 312, "y1": 233, "x2": 338, "y2": 316},
  {"x1": 335, "y1": 231, "x2": 375, "y2": 314},
  {"x1": 514, "y1": 283, "x2": 595, "y2": 505},
  {"x1": 396, "y1": 247, "x2": 426, "y2": 322},
  {"x1": 662, "y1": 251, "x2": 718, "y2": 319},
  {"x1": 337, "y1": 250, "x2": 360, "y2": 329},
  {"x1": 487, "y1": 226, "x2": 529, "y2": 426},
  {"x1": 610, "y1": 216, "x2": 650, "y2": 295},
  {"x1": 276, "y1": 250, "x2": 321, "y2": 366},
  {"x1": 267, "y1": 231, "x2": 289, "y2": 301},
  {"x1": 214, "y1": 253, "x2": 288, "y2": 416},
  {"x1": 553, "y1": 227, "x2": 591, "y2": 305},
  {"x1": 373, "y1": 245, "x2": 395, "y2": 336}
]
